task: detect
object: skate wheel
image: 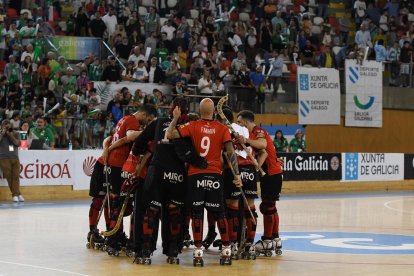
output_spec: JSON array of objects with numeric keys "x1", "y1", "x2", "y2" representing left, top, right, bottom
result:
[
  {"x1": 252, "y1": 254, "x2": 257, "y2": 260},
  {"x1": 86, "y1": 243, "x2": 91, "y2": 249},
  {"x1": 265, "y1": 251, "x2": 272, "y2": 257},
  {"x1": 275, "y1": 249, "x2": 282, "y2": 256},
  {"x1": 176, "y1": 259, "x2": 180, "y2": 265}
]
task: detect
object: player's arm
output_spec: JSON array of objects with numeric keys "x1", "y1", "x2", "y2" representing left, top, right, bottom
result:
[
  {"x1": 108, "y1": 130, "x2": 142, "y2": 152},
  {"x1": 236, "y1": 132, "x2": 267, "y2": 150},
  {"x1": 132, "y1": 121, "x2": 156, "y2": 155},
  {"x1": 102, "y1": 136, "x2": 112, "y2": 165},
  {"x1": 256, "y1": 148, "x2": 268, "y2": 168},
  {"x1": 224, "y1": 141, "x2": 242, "y2": 187},
  {"x1": 166, "y1": 106, "x2": 181, "y2": 140}
]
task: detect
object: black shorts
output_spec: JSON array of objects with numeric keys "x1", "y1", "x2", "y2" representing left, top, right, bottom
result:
[
  {"x1": 89, "y1": 162, "x2": 105, "y2": 197},
  {"x1": 187, "y1": 173, "x2": 225, "y2": 212},
  {"x1": 108, "y1": 165, "x2": 123, "y2": 195},
  {"x1": 143, "y1": 165, "x2": 187, "y2": 209},
  {"x1": 224, "y1": 165, "x2": 258, "y2": 200},
  {"x1": 260, "y1": 173, "x2": 283, "y2": 201}
]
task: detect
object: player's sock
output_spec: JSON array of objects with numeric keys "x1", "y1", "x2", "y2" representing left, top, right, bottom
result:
[
  {"x1": 226, "y1": 205, "x2": 239, "y2": 243},
  {"x1": 214, "y1": 212, "x2": 230, "y2": 247},
  {"x1": 89, "y1": 197, "x2": 103, "y2": 231},
  {"x1": 260, "y1": 201, "x2": 276, "y2": 239},
  {"x1": 245, "y1": 207, "x2": 258, "y2": 243},
  {"x1": 168, "y1": 206, "x2": 182, "y2": 241},
  {"x1": 272, "y1": 210, "x2": 280, "y2": 239},
  {"x1": 192, "y1": 209, "x2": 204, "y2": 248},
  {"x1": 207, "y1": 211, "x2": 216, "y2": 234}
]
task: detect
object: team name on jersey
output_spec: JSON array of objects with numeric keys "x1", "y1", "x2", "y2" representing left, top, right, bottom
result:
[
  {"x1": 197, "y1": 179, "x2": 220, "y2": 189},
  {"x1": 163, "y1": 172, "x2": 184, "y2": 182},
  {"x1": 240, "y1": 171, "x2": 255, "y2": 181},
  {"x1": 201, "y1": 127, "x2": 216, "y2": 134}
]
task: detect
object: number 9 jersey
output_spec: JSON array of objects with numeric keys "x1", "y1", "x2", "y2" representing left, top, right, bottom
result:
[{"x1": 178, "y1": 119, "x2": 231, "y2": 176}]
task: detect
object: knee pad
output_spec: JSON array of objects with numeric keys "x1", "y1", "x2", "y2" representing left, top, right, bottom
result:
[
  {"x1": 168, "y1": 206, "x2": 182, "y2": 237},
  {"x1": 191, "y1": 208, "x2": 204, "y2": 220},
  {"x1": 143, "y1": 207, "x2": 160, "y2": 236},
  {"x1": 245, "y1": 208, "x2": 258, "y2": 219},
  {"x1": 212, "y1": 211, "x2": 227, "y2": 236},
  {"x1": 91, "y1": 197, "x2": 104, "y2": 211},
  {"x1": 212, "y1": 211, "x2": 225, "y2": 221},
  {"x1": 259, "y1": 201, "x2": 276, "y2": 216},
  {"x1": 226, "y1": 205, "x2": 239, "y2": 219}
]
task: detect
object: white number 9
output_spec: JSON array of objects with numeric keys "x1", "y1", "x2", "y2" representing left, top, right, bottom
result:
[{"x1": 200, "y1": 136, "x2": 210, "y2": 157}]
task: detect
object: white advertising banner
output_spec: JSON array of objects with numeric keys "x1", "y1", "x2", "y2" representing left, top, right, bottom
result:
[
  {"x1": 342, "y1": 153, "x2": 404, "y2": 182},
  {"x1": 0, "y1": 150, "x2": 102, "y2": 190},
  {"x1": 345, "y1": 60, "x2": 383, "y2": 127},
  {"x1": 297, "y1": 67, "x2": 340, "y2": 125}
]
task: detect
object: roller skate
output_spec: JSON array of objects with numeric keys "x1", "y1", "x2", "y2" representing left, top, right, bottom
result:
[
  {"x1": 86, "y1": 229, "x2": 105, "y2": 250},
  {"x1": 241, "y1": 242, "x2": 257, "y2": 260},
  {"x1": 193, "y1": 247, "x2": 204, "y2": 267},
  {"x1": 219, "y1": 245, "x2": 232, "y2": 265},
  {"x1": 231, "y1": 242, "x2": 239, "y2": 260},
  {"x1": 254, "y1": 239, "x2": 274, "y2": 257},
  {"x1": 273, "y1": 237, "x2": 282, "y2": 256},
  {"x1": 183, "y1": 229, "x2": 194, "y2": 248},
  {"x1": 213, "y1": 239, "x2": 222, "y2": 250},
  {"x1": 166, "y1": 242, "x2": 180, "y2": 264},
  {"x1": 202, "y1": 231, "x2": 217, "y2": 250},
  {"x1": 106, "y1": 235, "x2": 121, "y2": 257},
  {"x1": 137, "y1": 248, "x2": 152, "y2": 265}
]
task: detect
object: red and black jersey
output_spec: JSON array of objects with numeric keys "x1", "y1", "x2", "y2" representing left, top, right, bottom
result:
[
  {"x1": 252, "y1": 126, "x2": 282, "y2": 176},
  {"x1": 178, "y1": 119, "x2": 231, "y2": 176},
  {"x1": 107, "y1": 115, "x2": 140, "y2": 167}
]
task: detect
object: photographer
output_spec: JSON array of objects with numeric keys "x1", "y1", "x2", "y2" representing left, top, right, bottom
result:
[{"x1": 0, "y1": 119, "x2": 23, "y2": 202}]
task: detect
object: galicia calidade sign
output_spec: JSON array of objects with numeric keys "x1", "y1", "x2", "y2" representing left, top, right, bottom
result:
[{"x1": 262, "y1": 232, "x2": 414, "y2": 255}]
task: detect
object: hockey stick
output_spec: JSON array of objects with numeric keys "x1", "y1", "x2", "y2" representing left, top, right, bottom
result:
[
  {"x1": 217, "y1": 95, "x2": 266, "y2": 176},
  {"x1": 223, "y1": 153, "x2": 257, "y2": 225},
  {"x1": 104, "y1": 165, "x2": 111, "y2": 218}
]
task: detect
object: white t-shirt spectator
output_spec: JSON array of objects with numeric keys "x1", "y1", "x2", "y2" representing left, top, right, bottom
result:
[
  {"x1": 128, "y1": 54, "x2": 145, "y2": 67},
  {"x1": 354, "y1": 0, "x2": 366, "y2": 18},
  {"x1": 102, "y1": 13, "x2": 118, "y2": 38},
  {"x1": 161, "y1": 25, "x2": 176, "y2": 40},
  {"x1": 134, "y1": 67, "x2": 148, "y2": 82},
  {"x1": 198, "y1": 77, "x2": 213, "y2": 95}
]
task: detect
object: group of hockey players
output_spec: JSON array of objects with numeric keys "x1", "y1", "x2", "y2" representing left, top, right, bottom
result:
[{"x1": 86, "y1": 96, "x2": 283, "y2": 266}]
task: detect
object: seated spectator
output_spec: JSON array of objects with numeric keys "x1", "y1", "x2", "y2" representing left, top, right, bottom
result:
[
  {"x1": 147, "y1": 57, "x2": 165, "y2": 84},
  {"x1": 289, "y1": 129, "x2": 306, "y2": 153},
  {"x1": 212, "y1": 77, "x2": 225, "y2": 95},
  {"x1": 76, "y1": 70, "x2": 89, "y2": 90},
  {"x1": 273, "y1": 129, "x2": 289, "y2": 153},
  {"x1": 132, "y1": 89, "x2": 144, "y2": 106},
  {"x1": 128, "y1": 46, "x2": 145, "y2": 67},
  {"x1": 355, "y1": 23, "x2": 372, "y2": 49},
  {"x1": 30, "y1": 117, "x2": 55, "y2": 149},
  {"x1": 134, "y1": 60, "x2": 149, "y2": 82},
  {"x1": 198, "y1": 70, "x2": 213, "y2": 96},
  {"x1": 101, "y1": 56, "x2": 122, "y2": 83},
  {"x1": 301, "y1": 40, "x2": 315, "y2": 66},
  {"x1": 122, "y1": 61, "x2": 136, "y2": 81},
  {"x1": 88, "y1": 58, "x2": 103, "y2": 81},
  {"x1": 249, "y1": 66, "x2": 266, "y2": 104},
  {"x1": 115, "y1": 36, "x2": 132, "y2": 64}
]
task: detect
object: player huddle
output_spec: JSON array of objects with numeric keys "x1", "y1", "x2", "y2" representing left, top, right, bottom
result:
[{"x1": 86, "y1": 96, "x2": 283, "y2": 266}]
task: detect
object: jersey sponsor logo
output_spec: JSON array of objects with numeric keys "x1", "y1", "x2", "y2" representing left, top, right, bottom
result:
[
  {"x1": 163, "y1": 172, "x2": 184, "y2": 182},
  {"x1": 121, "y1": 171, "x2": 132, "y2": 179},
  {"x1": 201, "y1": 127, "x2": 216, "y2": 134},
  {"x1": 193, "y1": 201, "x2": 204, "y2": 206},
  {"x1": 231, "y1": 191, "x2": 241, "y2": 197},
  {"x1": 244, "y1": 190, "x2": 258, "y2": 195},
  {"x1": 197, "y1": 179, "x2": 220, "y2": 189},
  {"x1": 240, "y1": 171, "x2": 255, "y2": 181},
  {"x1": 205, "y1": 202, "x2": 220, "y2": 208},
  {"x1": 150, "y1": 200, "x2": 162, "y2": 207},
  {"x1": 83, "y1": 156, "x2": 97, "y2": 177}
]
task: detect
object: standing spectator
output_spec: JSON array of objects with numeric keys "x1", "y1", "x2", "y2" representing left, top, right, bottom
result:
[
  {"x1": 74, "y1": 7, "x2": 89, "y2": 36},
  {"x1": 318, "y1": 0, "x2": 329, "y2": 19},
  {"x1": 235, "y1": 62, "x2": 252, "y2": 111},
  {"x1": 30, "y1": 117, "x2": 55, "y2": 149},
  {"x1": 128, "y1": 46, "x2": 145, "y2": 67},
  {"x1": 198, "y1": 70, "x2": 213, "y2": 96},
  {"x1": 89, "y1": 12, "x2": 107, "y2": 38},
  {"x1": 289, "y1": 129, "x2": 306, "y2": 153},
  {"x1": 249, "y1": 66, "x2": 266, "y2": 104},
  {"x1": 102, "y1": 7, "x2": 118, "y2": 39},
  {"x1": 355, "y1": 23, "x2": 372, "y2": 49},
  {"x1": 101, "y1": 56, "x2": 121, "y2": 83},
  {"x1": 147, "y1": 57, "x2": 165, "y2": 84},
  {"x1": 0, "y1": 21, "x2": 7, "y2": 61},
  {"x1": 384, "y1": 0, "x2": 400, "y2": 18},
  {"x1": 273, "y1": 130, "x2": 289, "y2": 153},
  {"x1": 387, "y1": 42, "x2": 400, "y2": 86},
  {"x1": 319, "y1": 45, "x2": 338, "y2": 69},
  {"x1": 0, "y1": 119, "x2": 22, "y2": 202},
  {"x1": 145, "y1": 7, "x2": 160, "y2": 36},
  {"x1": 374, "y1": 39, "x2": 387, "y2": 62},
  {"x1": 231, "y1": 52, "x2": 246, "y2": 75},
  {"x1": 4, "y1": 56, "x2": 22, "y2": 84},
  {"x1": 399, "y1": 41, "x2": 412, "y2": 88},
  {"x1": 354, "y1": 0, "x2": 367, "y2": 25},
  {"x1": 269, "y1": 50, "x2": 284, "y2": 100},
  {"x1": 122, "y1": 61, "x2": 136, "y2": 81},
  {"x1": 88, "y1": 58, "x2": 103, "y2": 81},
  {"x1": 259, "y1": 19, "x2": 273, "y2": 52},
  {"x1": 134, "y1": 60, "x2": 149, "y2": 82},
  {"x1": 0, "y1": 76, "x2": 8, "y2": 110},
  {"x1": 301, "y1": 40, "x2": 315, "y2": 66},
  {"x1": 76, "y1": 70, "x2": 89, "y2": 90}
]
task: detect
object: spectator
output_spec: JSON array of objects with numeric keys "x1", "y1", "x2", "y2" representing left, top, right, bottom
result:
[
  {"x1": 269, "y1": 50, "x2": 284, "y2": 100},
  {"x1": 234, "y1": 62, "x2": 252, "y2": 111},
  {"x1": 132, "y1": 89, "x2": 145, "y2": 106},
  {"x1": 354, "y1": 0, "x2": 367, "y2": 25},
  {"x1": 289, "y1": 129, "x2": 306, "y2": 153},
  {"x1": 102, "y1": 7, "x2": 118, "y2": 39},
  {"x1": 399, "y1": 41, "x2": 411, "y2": 88},
  {"x1": 101, "y1": 56, "x2": 122, "y2": 83},
  {"x1": 76, "y1": 70, "x2": 89, "y2": 90},
  {"x1": 0, "y1": 119, "x2": 22, "y2": 202},
  {"x1": 355, "y1": 23, "x2": 372, "y2": 49},
  {"x1": 301, "y1": 40, "x2": 315, "y2": 66},
  {"x1": 89, "y1": 11, "x2": 107, "y2": 38},
  {"x1": 147, "y1": 57, "x2": 165, "y2": 84},
  {"x1": 10, "y1": 112, "x2": 21, "y2": 130},
  {"x1": 88, "y1": 58, "x2": 103, "y2": 81},
  {"x1": 231, "y1": 52, "x2": 246, "y2": 75},
  {"x1": 30, "y1": 117, "x2": 55, "y2": 149},
  {"x1": 4, "y1": 56, "x2": 22, "y2": 84},
  {"x1": 74, "y1": 7, "x2": 89, "y2": 37},
  {"x1": 198, "y1": 70, "x2": 213, "y2": 96},
  {"x1": 319, "y1": 45, "x2": 338, "y2": 69},
  {"x1": 144, "y1": 31, "x2": 158, "y2": 56},
  {"x1": 128, "y1": 46, "x2": 145, "y2": 67},
  {"x1": 134, "y1": 60, "x2": 149, "y2": 82},
  {"x1": 273, "y1": 129, "x2": 289, "y2": 153},
  {"x1": 374, "y1": 39, "x2": 387, "y2": 62},
  {"x1": 144, "y1": 7, "x2": 160, "y2": 36},
  {"x1": 249, "y1": 65, "x2": 266, "y2": 104},
  {"x1": 122, "y1": 61, "x2": 136, "y2": 81},
  {"x1": 387, "y1": 42, "x2": 400, "y2": 86}
]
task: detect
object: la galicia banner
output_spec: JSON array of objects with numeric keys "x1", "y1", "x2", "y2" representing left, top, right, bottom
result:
[
  {"x1": 342, "y1": 153, "x2": 404, "y2": 182},
  {"x1": 49, "y1": 36, "x2": 101, "y2": 61},
  {"x1": 297, "y1": 67, "x2": 340, "y2": 125},
  {"x1": 277, "y1": 153, "x2": 341, "y2": 181},
  {"x1": 345, "y1": 60, "x2": 383, "y2": 128}
]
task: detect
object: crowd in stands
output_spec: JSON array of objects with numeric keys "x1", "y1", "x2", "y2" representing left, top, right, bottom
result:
[{"x1": 0, "y1": 0, "x2": 414, "y2": 149}]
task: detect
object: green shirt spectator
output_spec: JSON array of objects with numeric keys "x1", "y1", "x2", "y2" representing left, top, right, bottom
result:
[
  {"x1": 289, "y1": 129, "x2": 306, "y2": 153},
  {"x1": 273, "y1": 129, "x2": 289, "y2": 152},
  {"x1": 155, "y1": 48, "x2": 169, "y2": 61},
  {"x1": 30, "y1": 117, "x2": 55, "y2": 149}
]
